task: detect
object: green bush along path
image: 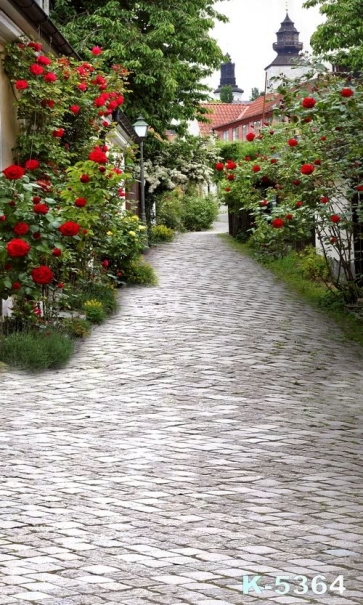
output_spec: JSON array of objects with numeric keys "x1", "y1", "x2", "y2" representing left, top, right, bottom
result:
[{"x1": 0, "y1": 213, "x2": 362, "y2": 604}]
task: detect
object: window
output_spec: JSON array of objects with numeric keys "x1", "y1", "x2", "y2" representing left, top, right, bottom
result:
[
  {"x1": 232, "y1": 128, "x2": 239, "y2": 141},
  {"x1": 242, "y1": 125, "x2": 248, "y2": 140},
  {"x1": 223, "y1": 130, "x2": 229, "y2": 141}
]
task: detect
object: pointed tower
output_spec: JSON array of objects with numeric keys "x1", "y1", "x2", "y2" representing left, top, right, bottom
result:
[
  {"x1": 214, "y1": 55, "x2": 244, "y2": 102},
  {"x1": 265, "y1": 13, "x2": 310, "y2": 90}
]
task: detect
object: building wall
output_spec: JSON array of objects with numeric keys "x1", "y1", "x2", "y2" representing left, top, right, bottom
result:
[{"x1": 266, "y1": 64, "x2": 311, "y2": 91}]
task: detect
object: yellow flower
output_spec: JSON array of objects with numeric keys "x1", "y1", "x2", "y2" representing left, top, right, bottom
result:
[
  {"x1": 106, "y1": 231, "x2": 113, "y2": 236},
  {"x1": 128, "y1": 230, "x2": 136, "y2": 236},
  {"x1": 138, "y1": 225, "x2": 147, "y2": 231},
  {"x1": 131, "y1": 215, "x2": 139, "y2": 221}
]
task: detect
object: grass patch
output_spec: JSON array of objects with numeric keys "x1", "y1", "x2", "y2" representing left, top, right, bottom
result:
[
  {"x1": 220, "y1": 233, "x2": 363, "y2": 348},
  {"x1": 0, "y1": 329, "x2": 74, "y2": 372}
]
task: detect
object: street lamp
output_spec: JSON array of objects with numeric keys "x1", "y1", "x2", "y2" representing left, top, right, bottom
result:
[{"x1": 133, "y1": 115, "x2": 148, "y2": 223}]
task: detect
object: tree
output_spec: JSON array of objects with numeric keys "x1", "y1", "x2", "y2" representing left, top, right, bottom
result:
[
  {"x1": 304, "y1": 0, "x2": 363, "y2": 70},
  {"x1": 220, "y1": 85, "x2": 233, "y2": 103},
  {"x1": 51, "y1": 0, "x2": 227, "y2": 134},
  {"x1": 250, "y1": 87, "x2": 265, "y2": 101}
]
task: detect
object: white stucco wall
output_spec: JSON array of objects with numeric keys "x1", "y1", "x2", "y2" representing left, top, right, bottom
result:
[{"x1": 266, "y1": 64, "x2": 311, "y2": 91}]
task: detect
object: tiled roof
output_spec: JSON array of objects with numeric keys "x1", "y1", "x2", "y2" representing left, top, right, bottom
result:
[
  {"x1": 197, "y1": 103, "x2": 249, "y2": 136},
  {"x1": 212, "y1": 94, "x2": 280, "y2": 130}
]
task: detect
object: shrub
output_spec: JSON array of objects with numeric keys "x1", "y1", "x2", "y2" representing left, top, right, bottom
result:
[
  {"x1": 83, "y1": 300, "x2": 106, "y2": 324},
  {"x1": 299, "y1": 246, "x2": 330, "y2": 283},
  {"x1": 0, "y1": 329, "x2": 74, "y2": 371},
  {"x1": 156, "y1": 190, "x2": 184, "y2": 230},
  {"x1": 122, "y1": 257, "x2": 157, "y2": 285},
  {"x1": 63, "y1": 317, "x2": 92, "y2": 338},
  {"x1": 181, "y1": 195, "x2": 219, "y2": 231},
  {"x1": 150, "y1": 224, "x2": 175, "y2": 244}
]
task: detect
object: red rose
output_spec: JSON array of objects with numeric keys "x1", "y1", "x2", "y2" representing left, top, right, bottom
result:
[
  {"x1": 321, "y1": 136, "x2": 327, "y2": 141},
  {"x1": 288, "y1": 138, "x2": 298, "y2": 147},
  {"x1": 15, "y1": 80, "x2": 29, "y2": 90},
  {"x1": 6, "y1": 238, "x2": 31, "y2": 257},
  {"x1": 118, "y1": 188, "x2": 126, "y2": 197},
  {"x1": 78, "y1": 83, "x2": 87, "y2": 91},
  {"x1": 341, "y1": 88, "x2": 354, "y2": 97},
  {"x1": 102, "y1": 145, "x2": 109, "y2": 152},
  {"x1": 53, "y1": 128, "x2": 65, "y2": 137},
  {"x1": 303, "y1": 116, "x2": 313, "y2": 123},
  {"x1": 31, "y1": 266, "x2": 54, "y2": 285},
  {"x1": 33, "y1": 203, "x2": 49, "y2": 214},
  {"x1": 91, "y1": 46, "x2": 103, "y2": 55},
  {"x1": 0, "y1": 215, "x2": 5, "y2": 221},
  {"x1": 99, "y1": 166, "x2": 106, "y2": 173},
  {"x1": 89, "y1": 148, "x2": 108, "y2": 163},
  {"x1": 113, "y1": 167, "x2": 122, "y2": 174},
  {"x1": 36, "y1": 179, "x2": 52, "y2": 191},
  {"x1": 3, "y1": 164, "x2": 25, "y2": 180},
  {"x1": 314, "y1": 159, "x2": 321, "y2": 165},
  {"x1": 75, "y1": 197, "x2": 87, "y2": 207},
  {"x1": 12, "y1": 282, "x2": 21, "y2": 290},
  {"x1": 80, "y1": 174, "x2": 90, "y2": 183},
  {"x1": 295, "y1": 201, "x2": 303, "y2": 208},
  {"x1": 102, "y1": 120, "x2": 110, "y2": 127},
  {"x1": 13, "y1": 222, "x2": 29, "y2": 235},
  {"x1": 57, "y1": 283, "x2": 64, "y2": 289},
  {"x1": 42, "y1": 99, "x2": 55, "y2": 109},
  {"x1": 27, "y1": 41, "x2": 42, "y2": 51},
  {"x1": 260, "y1": 200, "x2": 268, "y2": 207},
  {"x1": 32, "y1": 196, "x2": 41, "y2": 203},
  {"x1": 24, "y1": 159, "x2": 40, "y2": 171},
  {"x1": 244, "y1": 156, "x2": 251, "y2": 161},
  {"x1": 117, "y1": 271, "x2": 123, "y2": 277},
  {"x1": 215, "y1": 162, "x2": 224, "y2": 171},
  {"x1": 44, "y1": 72, "x2": 57, "y2": 83},
  {"x1": 102, "y1": 260, "x2": 109, "y2": 268},
  {"x1": 30, "y1": 64, "x2": 44, "y2": 76},
  {"x1": 285, "y1": 214, "x2": 294, "y2": 220},
  {"x1": 330, "y1": 214, "x2": 341, "y2": 223},
  {"x1": 227, "y1": 174, "x2": 235, "y2": 181},
  {"x1": 225, "y1": 187, "x2": 231, "y2": 192},
  {"x1": 116, "y1": 95, "x2": 124, "y2": 106},
  {"x1": 108, "y1": 100, "x2": 118, "y2": 110},
  {"x1": 302, "y1": 97, "x2": 316, "y2": 108},
  {"x1": 330, "y1": 237, "x2": 338, "y2": 244},
  {"x1": 271, "y1": 218, "x2": 285, "y2": 228},
  {"x1": 293, "y1": 179, "x2": 301, "y2": 186},
  {"x1": 52, "y1": 248, "x2": 62, "y2": 257},
  {"x1": 270, "y1": 130, "x2": 275, "y2": 135},
  {"x1": 59, "y1": 221, "x2": 81, "y2": 236},
  {"x1": 246, "y1": 133, "x2": 255, "y2": 142},
  {"x1": 37, "y1": 55, "x2": 52, "y2": 66},
  {"x1": 357, "y1": 185, "x2": 363, "y2": 191},
  {"x1": 252, "y1": 165, "x2": 261, "y2": 173},
  {"x1": 4, "y1": 263, "x2": 12, "y2": 270},
  {"x1": 320, "y1": 197, "x2": 329, "y2": 204},
  {"x1": 70, "y1": 105, "x2": 81, "y2": 114},
  {"x1": 226, "y1": 160, "x2": 237, "y2": 170},
  {"x1": 270, "y1": 159, "x2": 278, "y2": 164},
  {"x1": 301, "y1": 164, "x2": 315, "y2": 175}
]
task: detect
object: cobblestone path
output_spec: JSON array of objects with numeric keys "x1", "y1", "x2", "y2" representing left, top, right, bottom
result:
[{"x1": 0, "y1": 214, "x2": 363, "y2": 605}]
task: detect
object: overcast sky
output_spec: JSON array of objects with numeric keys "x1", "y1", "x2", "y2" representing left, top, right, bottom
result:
[{"x1": 206, "y1": 0, "x2": 324, "y2": 99}]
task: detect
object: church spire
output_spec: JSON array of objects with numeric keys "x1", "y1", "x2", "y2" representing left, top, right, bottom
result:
[
  {"x1": 214, "y1": 55, "x2": 244, "y2": 102},
  {"x1": 271, "y1": 12, "x2": 303, "y2": 65}
]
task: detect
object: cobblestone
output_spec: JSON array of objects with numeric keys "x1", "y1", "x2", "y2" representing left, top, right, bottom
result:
[{"x1": 0, "y1": 213, "x2": 363, "y2": 603}]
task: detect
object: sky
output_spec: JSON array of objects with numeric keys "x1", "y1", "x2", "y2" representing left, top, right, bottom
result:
[{"x1": 206, "y1": 0, "x2": 324, "y2": 99}]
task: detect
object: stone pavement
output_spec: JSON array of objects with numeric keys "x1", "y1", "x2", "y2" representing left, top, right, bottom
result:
[{"x1": 0, "y1": 212, "x2": 363, "y2": 605}]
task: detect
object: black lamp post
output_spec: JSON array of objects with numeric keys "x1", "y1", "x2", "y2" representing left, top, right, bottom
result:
[{"x1": 133, "y1": 115, "x2": 148, "y2": 223}]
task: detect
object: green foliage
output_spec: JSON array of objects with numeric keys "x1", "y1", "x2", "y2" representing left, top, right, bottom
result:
[
  {"x1": 299, "y1": 245, "x2": 330, "y2": 282},
  {"x1": 181, "y1": 195, "x2": 219, "y2": 231},
  {"x1": 150, "y1": 224, "x2": 175, "y2": 244},
  {"x1": 156, "y1": 190, "x2": 184, "y2": 230},
  {"x1": 0, "y1": 329, "x2": 74, "y2": 371},
  {"x1": 66, "y1": 282, "x2": 118, "y2": 315},
  {"x1": 63, "y1": 317, "x2": 92, "y2": 338},
  {"x1": 250, "y1": 87, "x2": 265, "y2": 101},
  {"x1": 83, "y1": 299, "x2": 106, "y2": 323},
  {"x1": 122, "y1": 257, "x2": 157, "y2": 285},
  {"x1": 220, "y1": 85, "x2": 233, "y2": 103},
  {"x1": 304, "y1": 0, "x2": 363, "y2": 70},
  {"x1": 51, "y1": 0, "x2": 227, "y2": 133}
]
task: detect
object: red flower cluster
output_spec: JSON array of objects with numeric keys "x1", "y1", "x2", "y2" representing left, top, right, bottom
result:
[
  {"x1": 215, "y1": 162, "x2": 224, "y2": 171},
  {"x1": 89, "y1": 147, "x2": 108, "y2": 164},
  {"x1": 75, "y1": 197, "x2": 87, "y2": 207},
  {"x1": 252, "y1": 165, "x2": 261, "y2": 173},
  {"x1": 341, "y1": 88, "x2": 354, "y2": 98},
  {"x1": 70, "y1": 105, "x2": 81, "y2": 114},
  {"x1": 301, "y1": 164, "x2": 315, "y2": 175},
  {"x1": 24, "y1": 159, "x2": 40, "y2": 171},
  {"x1": 226, "y1": 160, "x2": 237, "y2": 170},
  {"x1": 246, "y1": 133, "x2": 255, "y2": 142},
  {"x1": 271, "y1": 218, "x2": 285, "y2": 228},
  {"x1": 302, "y1": 97, "x2": 316, "y2": 109},
  {"x1": 44, "y1": 73, "x2": 57, "y2": 83},
  {"x1": 27, "y1": 41, "x2": 42, "y2": 51},
  {"x1": 15, "y1": 80, "x2": 29, "y2": 90},
  {"x1": 288, "y1": 138, "x2": 298, "y2": 147},
  {"x1": 33, "y1": 203, "x2": 49, "y2": 214},
  {"x1": 330, "y1": 214, "x2": 341, "y2": 223},
  {"x1": 13, "y1": 222, "x2": 29, "y2": 235},
  {"x1": 6, "y1": 238, "x2": 31, "y2": 257},
  {"x1": 227, "y1": 174, "x2": 235, "y2": 181},
  {"x1": 78, "y1": 83, "x2": 88, "y2": 92},
  {"x1": 37, "y1": 55, "x2": 52, "y2": 66},
  {"x1": 80, "y1": 174, "x2": 90, "y2": 183},
  {"x1": 30, "y1": 64, "x2": 44, "y2": 76},
  {"x1": 59, "y1": 221, "x2": 81, "y2": 236},
  {"x1": 52, "y1": 248, "x2": 62, "y2": 257},
  {"x1": 3, "y1": 164, "x2": 25, "y2": 180},
  {"x1": 53, "y1": 128, "x2": 65, "y2": 137},
  {"x1": 320, "y1": 196, "x2": 329, "y2": 204},
  {"x1": 31, "y1": 266, "x2": 54, "y2": 285},
  {"x1": 91, "y1": 46, "x2": 103, "y2": 55}
]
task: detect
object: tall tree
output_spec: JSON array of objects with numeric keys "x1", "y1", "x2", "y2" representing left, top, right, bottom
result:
[
  {"x1": 51, "y1": 0, "x2": 227, "y2": 134},
  {"x1": 250, "y1": 87, "x2": 264, "y2": 101},
  {"x1": 220, "y1": 85, "x2": 233, "y2": 103},
  {"x1": 304, "y1": 0, "x2": 363, "y2": 70}
]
